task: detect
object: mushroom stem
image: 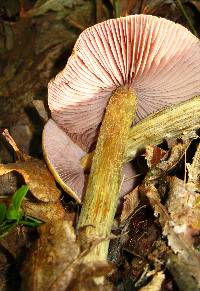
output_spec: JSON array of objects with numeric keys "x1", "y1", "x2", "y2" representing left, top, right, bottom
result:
[{"x1": 78, "y1": 86, "x2": 136, "y2": 262}]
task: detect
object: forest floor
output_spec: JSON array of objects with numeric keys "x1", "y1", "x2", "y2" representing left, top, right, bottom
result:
[{"x1": 0, "y1": 1, "x2": 200, "y2": 290}]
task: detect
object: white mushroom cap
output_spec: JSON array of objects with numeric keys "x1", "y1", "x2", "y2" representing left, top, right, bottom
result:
[{"x1": 48, "y1": 14, "x2": 200, "y2": 151}]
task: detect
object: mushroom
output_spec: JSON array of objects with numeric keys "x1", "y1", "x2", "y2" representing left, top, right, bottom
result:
[
  {"x1": 42, "y1": 118, "x2": 137, "y2": 203},
  {"x1": 44, "y1": 15, "x2": 200, "y2": 263}
]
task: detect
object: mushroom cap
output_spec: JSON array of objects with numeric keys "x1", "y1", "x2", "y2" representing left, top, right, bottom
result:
[
  {"x1": 42, "y1": 119, "x2": 85, "y2": 203},
  {"x1": 49, "y1": 14, "x2": 200, "y2": 151},
  {"x1": 43, "y1": 119, "x2": 137, "y2": 203}
]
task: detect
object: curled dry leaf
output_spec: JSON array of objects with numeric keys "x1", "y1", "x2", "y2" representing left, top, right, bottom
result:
[
  {"x1": 120, "y1": 187, "x2": 139, "y2": 223},
  {"x1": 141, "y1": 182, "x2": 169, "y2": 227},
  {"x1": 157, "y1": 139, "x2": 191, "y2": 172},
  {"x1": 1, "y1": 129, "x2": 60, "y2": 203},
  {"x1": 120, "y1": 204, "x2": 161, "y2": 263},
  {"x1": 0, "y1": 159, "x2": 60, "y2": 203},
  {"x1": 145, "y1": 145, "x2": 166, "y2": 168},
  {"x1": 143, "y1": 171, "x2": 200, "y2": 290}
]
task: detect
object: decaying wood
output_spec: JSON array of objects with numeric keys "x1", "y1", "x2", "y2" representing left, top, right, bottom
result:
[
  {"x1": 82, "y1": 95, "x2": 200, "y2": 167},
  {"x1": 126, "y1": 95, "x2": 200, "y2": 161}
]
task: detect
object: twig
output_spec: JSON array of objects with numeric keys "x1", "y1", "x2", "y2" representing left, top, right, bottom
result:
[
  {"x1": 68, "y1": 19, "x2": 86, "y2": 31},
  {"x1": 2, "y1": 129, "x2": 25, "y2": 161}
]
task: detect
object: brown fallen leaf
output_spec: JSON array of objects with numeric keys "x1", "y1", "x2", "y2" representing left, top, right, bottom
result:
[
  {"x1": 0, "y1": 159, "x2": 60, "y2": 203},
  {"x1": 21, "y1": 220, "x2": 114, "y2": 291},
  {"x1": 0, "y1": 129, "x2": 60, "y2": 202},
  {"x1": 142, "y1": 172, "x2": 200, "y2": 291},
  {"x1": 120, "y1": 186, "x2": 139, "y2": 223},
  {"x1": 145, "y1": 145, "x2": 166, "y2": 168},
  {"x1": 156, "y1": 139, "x2": 191, "y2": 172},
  {"x1": 141, "y1": 182, "x2": 169, "y2": 228},
  {"x1": 21, "y1": 220, "x2": 80, "y2": 291},
  {"x1": 167, "y1": 177, "x2": 200, "y2": 244},
  {"x1": 121, "y1": 203, "x2": 160, "y2": 257},
  {"x1": 0, "y1": 226, "x2": 34, "y2": 258},
  {"x1": 22, "y1": 200, "x2": 66, "y2": 222}
]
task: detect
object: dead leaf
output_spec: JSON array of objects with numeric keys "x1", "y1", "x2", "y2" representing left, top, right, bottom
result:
[
  {"x1": 145, "y1": 145, "x2": 166, "y2": 168},
  {"x1": 120, "y1": 204, "x2": 160, "y2": 260},
  {"x1": 157, "y1": 139, "x2": 190, "y2": 172},
  {"x1": 146, "y1": 176, "x2": 200, "y2": 291},
  {"x1": 21, "y1": 220, "x2": 80, "y2": 291},
  {"x1": 163, "y1": 177, "x2": 200, "y2": 290},
  {"x1": 1, "y1": 129, "x2": 60, "y2": 202},
  {"x1": 22, "y1": 200, "x2": 66, "y2": 222},
  {"x1": 0, "y1": 159, "x2": 60, "y2": 202},
  {"x1": 0, "y1": 226, "x2": 34, "y2": 258},
  {"x1": 167, "y1": 177, "x2": 200, "y2": 243},
  {"x1": 141, "y1": 183, "x2": 170, "y2": 227},
  {"x1": 120, "y1": 187, "x2": 139, "y2": 223},
  {"x1": 21, "y1": 219, "x2": 114, "y2": 291}
]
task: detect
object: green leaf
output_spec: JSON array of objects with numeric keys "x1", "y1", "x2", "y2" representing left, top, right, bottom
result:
[
  {"x1": 6, "y1": 185, "x2": 28, "y2": 222},
  {"x1": 20, "y1": 218, "x2": 42, "y2": 227},
  {"x1": 0, "y1": 221, "x2": 17, "y2": 238},
  {"x1": 6, "y1": 207, "x2": 22, "y2": 221},
  {"x1": 0, "y1": 185, "x2": 42, "y2": 239},
  {"x1": 11, "y1": 185, "x2": 29, "y2": 212},
  {"x1": 0, "y1": 203, "x2": 6, "y2": 224}
]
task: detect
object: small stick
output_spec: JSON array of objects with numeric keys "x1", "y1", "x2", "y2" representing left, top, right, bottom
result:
[{"x1": 2, "y1": 129, "x2": 25, "y2": 161}]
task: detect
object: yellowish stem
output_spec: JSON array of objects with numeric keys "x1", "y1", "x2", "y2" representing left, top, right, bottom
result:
[{"x1": 78, "y1": 86, "x2": 137, "y2": 262}]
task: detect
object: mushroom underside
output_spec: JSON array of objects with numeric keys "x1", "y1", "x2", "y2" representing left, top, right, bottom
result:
[{"x1": 42, "y1": 119, "x2": 138, "y2": 203}]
